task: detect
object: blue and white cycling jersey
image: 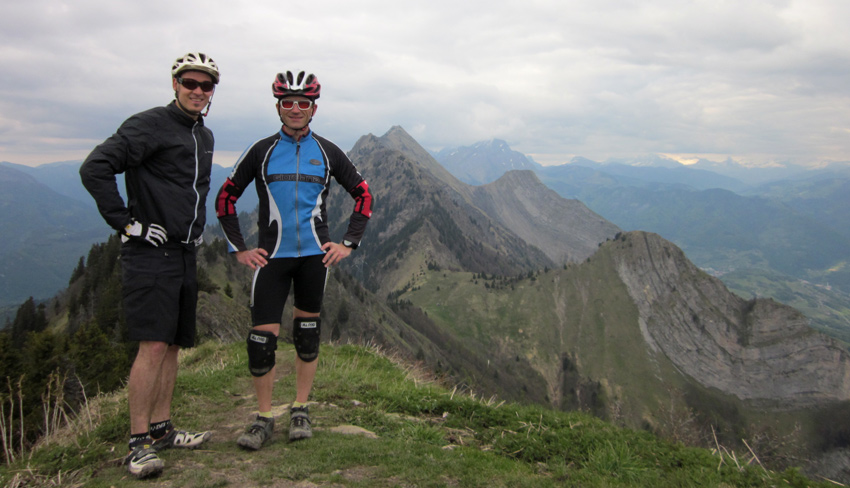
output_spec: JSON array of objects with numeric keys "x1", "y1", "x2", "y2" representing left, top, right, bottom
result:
[{"x1": 216, "y1": 129, "x2": 372, "y2": 258}]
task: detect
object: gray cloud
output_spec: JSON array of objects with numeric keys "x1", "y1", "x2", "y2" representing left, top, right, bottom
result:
[{"x1": 1, "y1": 0, "x2": 848, "y2": 167}]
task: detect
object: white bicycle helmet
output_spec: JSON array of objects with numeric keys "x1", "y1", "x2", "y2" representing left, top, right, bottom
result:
[{"x1": 172, "y1": 52, "x2": 220, "y2": 84}]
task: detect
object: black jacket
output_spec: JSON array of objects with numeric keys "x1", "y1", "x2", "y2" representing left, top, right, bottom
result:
[{"x1": 80, "y1": 101, "x2": 214, "y2": 245}]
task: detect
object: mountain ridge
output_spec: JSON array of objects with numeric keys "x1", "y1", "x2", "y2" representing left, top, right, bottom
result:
[
  {"x1": 471, "y1": 170, "x2": 618, "y2": 264},
  {"x1": 336, "y1": 128, "x2": 559, "y2": 300}
]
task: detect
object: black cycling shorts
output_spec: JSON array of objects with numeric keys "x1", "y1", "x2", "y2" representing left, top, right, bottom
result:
[
  {"x1": 121, "y1": 241, "x2": 198, "y2": 347},
  {"x1": 251, "y1": 254, "x2": 328, "y2": 325}
]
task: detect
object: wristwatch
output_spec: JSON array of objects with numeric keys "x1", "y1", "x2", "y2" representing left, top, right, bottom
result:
[{"x1": 343, "y1": 240, "x2": 358, "y2": 250}]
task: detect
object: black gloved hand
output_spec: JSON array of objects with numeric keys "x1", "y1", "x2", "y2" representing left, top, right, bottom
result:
[{"x1": 123, "y1": 219, "x2": 167, "y2": 247}]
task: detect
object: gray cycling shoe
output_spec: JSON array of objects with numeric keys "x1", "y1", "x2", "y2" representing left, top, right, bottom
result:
[
  {"x1": 125, "y1": 443, "x2": 164, "y2": 479},
  {"x1": 289, "y1": 406, "x2": 312, "y2": 441},
  {"x1": 237, "y1": 416, "x2": 274, "y2": 451}
]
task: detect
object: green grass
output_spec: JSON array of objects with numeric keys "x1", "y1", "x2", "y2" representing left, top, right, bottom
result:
[{"x1": 0, "y1": 340, "x2": 836, "y2": 487}]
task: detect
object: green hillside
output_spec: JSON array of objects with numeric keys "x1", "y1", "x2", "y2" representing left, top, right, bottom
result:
[
  {"x1": 410, "y1": 262, "x2": 668, "y2": 422},
  {"x1": 395, "y1": 247, "x2": 850, "y2": 476},
  {"x1": 0, "y1": 340, "x2": 831, "y2": 488}
]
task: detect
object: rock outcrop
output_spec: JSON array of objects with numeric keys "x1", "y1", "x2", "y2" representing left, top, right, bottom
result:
[{"x1": 610, "y1": 231, "x2": 850, "y2": 406}]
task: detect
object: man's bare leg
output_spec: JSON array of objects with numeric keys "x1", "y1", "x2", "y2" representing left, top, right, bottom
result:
[
  {"x1": 128, "y1": 341, "x2": 169, "y2": 435},
  {"x1": 293, "y1": 308, "x2": 319, "y2": 403},
  {"x1": 251, "y1": 323, "x2": 281, "y2": 413},
  {"x1": 151, "y1": 344, "x2": 180, "y2": 423}
]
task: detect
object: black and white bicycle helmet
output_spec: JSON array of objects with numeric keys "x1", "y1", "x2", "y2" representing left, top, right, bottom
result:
[{"x1": 172, "y1": 52, "x2": 220, "y2": 84}]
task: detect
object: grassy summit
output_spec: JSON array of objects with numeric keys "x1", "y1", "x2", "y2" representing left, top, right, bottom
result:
[{"x1": 1, "y1": 341, "x2": 832, "y2": 487}]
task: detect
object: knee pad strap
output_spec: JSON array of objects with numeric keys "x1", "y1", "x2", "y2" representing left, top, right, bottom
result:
[
  {"x1": 293, "y1": 317, "x2": 320, "y2": 362},
  {"x1": 247, "y1": 329, "x2": 277, "y2": 377}
]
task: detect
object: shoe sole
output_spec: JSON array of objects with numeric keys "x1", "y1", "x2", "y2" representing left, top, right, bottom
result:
[
  {"x1": 128, "y1": 460, "x2": 164, "y2": 479},
  {"x1": 237, "y1": 440, "x2": 259, "y2": 450},
  {"x1": 237, "y1": 434, "x2": 268, "y2": 450},
  {"x1": 289, "y1": 430, "x2": 312, "y2": 441}
]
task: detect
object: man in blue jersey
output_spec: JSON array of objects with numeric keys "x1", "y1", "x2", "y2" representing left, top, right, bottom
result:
[{"x1": 215, "y1": 70, "x2": 373, "y2": 450}]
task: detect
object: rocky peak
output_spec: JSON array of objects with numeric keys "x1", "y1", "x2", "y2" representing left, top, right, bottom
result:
[{"x1": 434, "y1": 138, "x2": 539, "y2": 185}]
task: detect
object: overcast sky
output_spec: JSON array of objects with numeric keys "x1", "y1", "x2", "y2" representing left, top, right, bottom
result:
[{"x1": 2, "y1": 0, "x2": 849, "y2": 168}]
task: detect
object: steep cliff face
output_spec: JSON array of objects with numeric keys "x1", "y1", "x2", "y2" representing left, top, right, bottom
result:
[{"x1": 608, "y1": 231, "x2": 850, "y2": 407}]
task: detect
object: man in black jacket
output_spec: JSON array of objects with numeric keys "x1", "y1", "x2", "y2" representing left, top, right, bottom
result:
[{"x1": 79, "y1": 52, "x2": 219, "y2": 479}]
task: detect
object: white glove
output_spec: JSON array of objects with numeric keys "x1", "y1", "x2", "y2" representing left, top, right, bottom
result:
[{"x1": 124, "y1": 219, "x2": 167, "y2": 247}]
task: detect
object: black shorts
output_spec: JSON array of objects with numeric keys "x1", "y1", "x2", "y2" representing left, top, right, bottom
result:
[
  {"x1": 121, "y1": 241, "x2": 198, "y2": 347},
  {"x1": 251, "y1": 254, "x2": 328, "y2": 325}
]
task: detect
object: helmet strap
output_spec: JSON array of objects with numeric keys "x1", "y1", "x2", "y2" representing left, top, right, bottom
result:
[
  {"x1": 174, "y1": 95, "x2": 212, "y2": 119},
  {"x1": 202, "y1": 95, "x2": 213, "y2": 117}
]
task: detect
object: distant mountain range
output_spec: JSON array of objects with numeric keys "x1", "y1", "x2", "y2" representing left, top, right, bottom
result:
[
  {"x1": 3, "y1": 138, "x2": 849, "y2": 341},
  {"x1": 431, "y1": 143, "x2": 850, "y2": 343},
  {"x1": 535, "y1": 163, "x2": 850, "y2": 278},
  {"x1": 432, "y1": 138, "x2": 542, "y2": 185}
]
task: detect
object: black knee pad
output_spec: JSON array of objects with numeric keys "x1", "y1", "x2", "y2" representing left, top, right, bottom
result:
[
  {"x1": 247, "y1": 329, "x2": 277, "y2": 377},
  {"x1": 293, "y1": 317, "x2": 320, "y2": 362}
]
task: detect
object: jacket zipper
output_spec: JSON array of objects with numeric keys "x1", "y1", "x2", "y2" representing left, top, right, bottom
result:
[
  {"x1": 186, "y1": 121, "x2": 202, "y2": 245},
  {"x1": 294, "y1": 140, "x2": 301, "y2": 256}
]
